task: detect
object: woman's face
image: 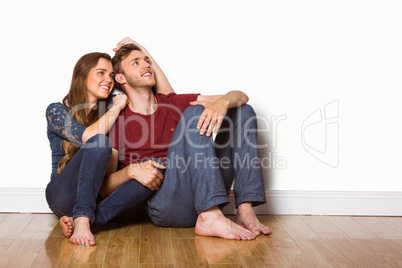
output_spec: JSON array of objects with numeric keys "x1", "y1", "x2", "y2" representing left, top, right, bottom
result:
[{"x1": 86, "y1": 58, "x2": 114, "y2": 103}]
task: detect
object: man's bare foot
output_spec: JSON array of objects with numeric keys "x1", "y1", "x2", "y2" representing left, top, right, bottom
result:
[
  {"x1": 234, "y1": 202, "x2": 271, "y2": 236},
  {"x1": 60, "y1": 216, "x2": 74, "y2": 238},
  {"x1": 195, "y1": 206, "x2": 256, "y2": 240},
  {"x1": 69, "y1": 217, "x2": 96, "y2": 246}
]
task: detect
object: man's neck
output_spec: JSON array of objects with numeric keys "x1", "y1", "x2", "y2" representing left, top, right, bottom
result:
[{"x1": 124, "y1": 86, "x2": 157, "y2": 115}]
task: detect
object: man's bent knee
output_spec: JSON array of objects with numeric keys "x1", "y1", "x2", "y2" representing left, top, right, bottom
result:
[{"x1": 182, "y1": 106, "x2": 205, "y2": 121}]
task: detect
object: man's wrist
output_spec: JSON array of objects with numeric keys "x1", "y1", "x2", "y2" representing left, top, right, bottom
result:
[{"x1": 216, "y1": 98, "x2": 230, "y2": 108}]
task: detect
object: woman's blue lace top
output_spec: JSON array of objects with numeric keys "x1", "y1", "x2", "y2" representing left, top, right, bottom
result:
[{"x1": 46, "y1": 102, "x2": 87, "y2": 180}]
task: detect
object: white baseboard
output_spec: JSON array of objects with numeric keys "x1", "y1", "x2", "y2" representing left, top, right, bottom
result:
[
  {"x1": 0, "y1": 188, "x2": 51, "y2": 213},
  {"x1": 223, "y1": 190, "x2": 402, "y2": 216},
  {"x1": 1, "y1": 188, "x2": 401, "y2": 216}
]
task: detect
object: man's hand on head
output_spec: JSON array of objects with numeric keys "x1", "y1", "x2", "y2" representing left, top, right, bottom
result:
[{"x1": 113, "y1": 37, "x2": 144, "y2": 52}]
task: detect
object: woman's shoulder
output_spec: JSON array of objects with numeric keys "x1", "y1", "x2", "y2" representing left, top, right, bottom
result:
[{"x1": 46, "y1": 102, "x2": 67, "y2": 113}]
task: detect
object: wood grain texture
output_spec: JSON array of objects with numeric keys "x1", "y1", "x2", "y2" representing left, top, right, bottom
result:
[
  {"x1": 0, "y1": 214, "x2": 34, "y2": 256},
  {"x1": 353, "y1": 216, "x2": 402, "y2": 239},
  {"x1": 172, "y1": 238, "x2": 209, "y2": 267},
  {"x1": 170, "y1": 227, "x2": 198, "y2": 239},
  {"x1": 31, "y1": 237, "x2": 75, "y2": 268},
  {"x1": 139, "y1": 222, "x2": 173, "y2": 265},
  {"x1": 68, "y1": 228, "x2": 110, "y2": 265},
  {"x1": 104, "y1": 238, "x2": 140, "y2": 267},
  {"x1": 328, "y1": 216, "x2": 378, "y2": 239},
  {"x1": 200, "y1": 237, "x2": 243, "y2": 265},
  {"x1": 1, "y1": 213, "x2": 402, "y2": 267}
]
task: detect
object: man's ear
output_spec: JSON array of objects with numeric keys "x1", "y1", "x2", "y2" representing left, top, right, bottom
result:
[{"x1": 115, "y1": 74, "x2": 126, "y2": 84}]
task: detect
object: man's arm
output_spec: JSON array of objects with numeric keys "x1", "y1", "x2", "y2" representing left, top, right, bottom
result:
[
  {"x1": 190, "y1": 90, "x2": 249, "y2": 137},
  {"x1": 113, "y1": 37, "x2": 174, "y2": 95},
  {"x1": 99, "y1": 148, "x2": 166, "y2": 197}
]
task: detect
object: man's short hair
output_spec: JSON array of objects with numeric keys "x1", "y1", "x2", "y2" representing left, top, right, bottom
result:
[{"x1": 112, "y1": 43, "x2": 142, "y2": 75}]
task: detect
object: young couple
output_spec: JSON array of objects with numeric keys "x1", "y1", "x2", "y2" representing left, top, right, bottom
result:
[{"x1": 45, "y1": 37, "x2": 270, "y2": 246}]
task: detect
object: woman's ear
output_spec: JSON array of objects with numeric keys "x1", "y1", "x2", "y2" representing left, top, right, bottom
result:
[{"x1": 115, "y1": 74, "x2": 126, "y2": 84}]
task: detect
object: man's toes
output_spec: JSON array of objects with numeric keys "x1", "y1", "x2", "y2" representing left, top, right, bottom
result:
[
  {"x1": 253, "y1": 230, "x2": 261, "y2": 236},
  {"x1": 239, "y1": 230, "x2": 255, "y2": 240},
  {"x1": 261, "y1": 226, "x2": 271, "y2": 234}
]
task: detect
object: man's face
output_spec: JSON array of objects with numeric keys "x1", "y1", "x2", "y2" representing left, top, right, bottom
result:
[{"x1": 120, "y1": 50, "x2": 155, "y2": 89}]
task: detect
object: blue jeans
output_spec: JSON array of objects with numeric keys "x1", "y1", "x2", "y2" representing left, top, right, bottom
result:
[
  {"x1": 45, "y1": 134, "x2": 153, "y2": 227},
  {"x1": 146, "y1": 105, "x2": 266, "y2": 227}
]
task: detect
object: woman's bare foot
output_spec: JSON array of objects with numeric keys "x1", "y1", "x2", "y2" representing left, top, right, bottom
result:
[
  {"x1": 195, "y1": 206, "x2": 256, "y2": 240},
  {"x1": 69, "y1": 217, "x2": 96, "y2": 246},
  {"x1": 234, "y1": 203, "x2": 271, "y2": 236},
  {"x1": 60, "y1": 216, "x2": 74, "y2": 238}
]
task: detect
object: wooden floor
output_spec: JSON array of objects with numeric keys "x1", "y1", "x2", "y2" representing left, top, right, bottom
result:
[{"x1": 0, "y1": 214, "x2": 402, "y2": 267}]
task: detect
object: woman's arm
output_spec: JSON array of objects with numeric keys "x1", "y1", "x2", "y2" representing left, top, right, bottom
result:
[
  {"x1": 113, "y1": 37, "x2": 174, "y2": 95},
  {"x1": 99, "y1": 149, "x2": 166, "y2": 197},
  {"x1": 81, "y1": 94, "x2": 128, "y2": 143}
]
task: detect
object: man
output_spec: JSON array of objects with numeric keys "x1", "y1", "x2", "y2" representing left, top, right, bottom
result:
[{"x1": 102, "y1": 39, "x2": 271, "y2": 240}]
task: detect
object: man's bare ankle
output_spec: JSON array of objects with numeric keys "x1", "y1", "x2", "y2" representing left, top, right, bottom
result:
[
  {"x1": 198, "y1": 206, "x2": 222, "y2": 221},
  {"x1": 237, "y1": 202, "x2": 254, "y2": 213},
  {"x1": 74, "y1": 216, "x2": 90, "y2": 224}
]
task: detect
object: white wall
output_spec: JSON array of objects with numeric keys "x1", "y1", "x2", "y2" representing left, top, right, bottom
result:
[{"x1": 0, "y1": 0, "x2": 401, "y2": 193}]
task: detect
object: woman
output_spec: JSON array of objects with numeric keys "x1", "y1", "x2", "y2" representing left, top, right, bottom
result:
[{"x1": 45, "y1": 38, "x2": 173, "y2": 246}]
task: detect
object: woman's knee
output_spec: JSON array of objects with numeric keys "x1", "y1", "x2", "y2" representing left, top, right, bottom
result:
[{"x1": 84, "y1": 134, "x2": 112, "y2": 155}]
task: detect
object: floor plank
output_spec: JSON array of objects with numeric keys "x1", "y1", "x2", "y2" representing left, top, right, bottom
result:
[
  {"x1": 31, "y1": 237, "x2": 75, "y2": 268},
  {"x1": 353, "y1": 216, "x2": 402, "y2": 239},
  {"x1": 384, "y1": 217, "x2": 402, "y2": 232},
  {"x1": 200, "y1": 237, "x2": 243, "y2": 265},
  {"x1": 0, "y1": 252, "x2": 37, "y2": 268},
  {"x1": 139, "y1": 222, "x2": 174, "y2": 265},
  {"x1": 1, "y1": 213, "x2": 402, "y2": 267},
  {"x1": 104, "y1": 237, "x2": 140, "y2": 267},
  {"x1": 240, "y1": 215, "x2": 314, "y2": 267},
  {"x1": 355, "y1": 238, "x2": 402, "y2": 266},
  {"x1": 277, "y1": 215, "x2": 360, "y2": 267},
  {"x1": 328, "y1": 216, "x2": 378, "y2": 239},
  {"x1": 170, "y1": 226, "x2": 198, "y2": 239},
  {"x1": 7, "y1": 214, "x2": 58, "y2": 254},
  {"x1": 108, "y1": 221, "x2": 141, "y2": 239},
  {"x1": 0, "y1": 214, "x2": 34, "y2": 256},
  {"x1": 274, "y1": 215, "x2": 320, "y2": 240},
  {"x1": 385, "y1": 239, "x2": 402, "y2": 253},
  {"x1": 172, "y1": 238, "x2": 209, "y2": 267},
  {"x1": 209, "y1": 265, "x2": 244, "y2": 268},
  {"x1": 301, "y1": 215, "x2": 383, "y2": 267},
  {"x1": 68, "y1": 227, "x2": 110, "y2": 265},
  {"x1": 0, "y1": 214, "x2": 56, "y2": 267},
  {"x1": 139, "y1": 264, "x2": 175, "y2": 268}
]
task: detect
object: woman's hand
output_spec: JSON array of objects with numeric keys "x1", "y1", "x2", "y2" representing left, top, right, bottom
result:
[
  {"x1": 112, "y1": 94, "x2": 128, "y2": 111},
  {"x1": 190, "y1": 99, "x2": 230, "y2": 137},
  {"x1": 113, "y1": 37, "x2": 145, "y2": 52}
]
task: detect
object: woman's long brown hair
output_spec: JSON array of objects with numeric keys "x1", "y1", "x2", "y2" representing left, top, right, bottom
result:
[{"x1": 57, "y1": 52, "x2": 111, "y2": 174}]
